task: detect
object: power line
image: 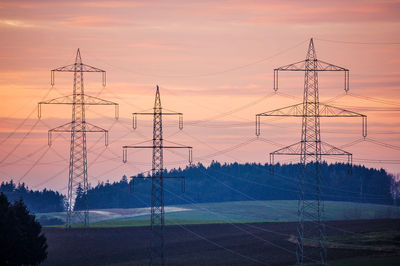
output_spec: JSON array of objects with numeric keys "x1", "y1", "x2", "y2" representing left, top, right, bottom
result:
[
  {"x1": 90, "y1": 39, "x2": 308, "y2": 79},
  {"x1": 17, "y1": 146, "x2": 52, "y2": 183},
  {"x1": 0, "y1": 85, "x2": 53, "y2": 146},
  {"x1": 316, "y1": 38, "x2": 400, "y2": 45},
  {"x1": 348, "y1": 92, "x2": 400, "y2": 107},
  {"x1": 172, "y1": 222, "x2": 267, "y2": 265},
  {"x1": 163, "y1": 188, "x2": 298, "y2": 257},
  {"x1": 0, "y1": 119, "x2": 40, "y2": 165},
  {"x1": 131, "y1": 186, "x2": 270, "y2": 265}
]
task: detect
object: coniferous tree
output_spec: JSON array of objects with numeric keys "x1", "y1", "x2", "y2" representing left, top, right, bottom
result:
[{"x1": 0, "y1": 193, "x2": 47, "y2": 265}]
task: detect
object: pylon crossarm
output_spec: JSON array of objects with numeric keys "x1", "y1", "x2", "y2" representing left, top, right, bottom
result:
[
  {"x1": 83, "y1": 95, "x2": 119, "y2": 119},
  {"x1": 320, "y1": 141, "x2": 352, "y2": 156},
  {"x1": 52, "y1": 63, "x2": 105, "y2": 73},
  {"x1": 39, "y1": 94, "x2": 117, "y2": 105},
  {"x1": 268, "y1": 142, "x2": 302, "y2": 174},
  {"x1": 160, "y1": 112, "x2": 183, "y2": 116},
  {"x1": 319, "y1": 104, "x2": 365, "y2": 117},
  {"x1": 255, "y1": 103, "x2": 303, "y2": 136},
  {"x1": 132, "y1": 112, "x2": 183, "y2": 130},
  {"x1": 269, "y1": 141, "x2": 352, "y2": 171},
  {"x1": 276, "y1": 59, "x2": 347, "y2": 72},
  {"x1": 83, "y1": 122, "x2": 109, "y2": 146},
  {"x1": 47, "y1": 122, "x2": 73, "y2": 146},
  {"x1": 269, "y1": 141, "x2": 352, "y2": 156},
  {"x1": 162, "y1": 107, "x2": 183, "y2": 116},
  {"x1": 257, "y1": 103, "x2": 303, "y2": 117},
  {"x1": 270, "y1": 141, "x2": 303, "y2": 155},
  {"x1": 163, "y1": 141, "x2": 193, "y2": 164},
  {"x1": 38, "y1": 94, "x2": 119, "y2": 119},
  {"x1": 38, "y1": 95, "x2": 75, "y2": 109},
  {"x1": 256, "y1": 103, "x2": 366, "y2": 118},
  {"x1": 163, "y1": 146, "x2": 192, "y2": 149},
  {"x1": 81, "y1": 94, "x2": 118, "y2": 106},
  {"x1": 319, "y1": 104, "x2": 367, "y2": 137},
  {"x1": 49, "y1": 121, "x2": 73, "y2": 132},
  {"x1": 164, "y1": 139, "x2": 190, "y2": 148},
  {"x1": 132, "y1": 112, "x2": 181, "y2": 116},
  {"x1": 255, "y1": 103, "x2": 367, "y2": 137},
  {"x1": 48, "y1": 122, "x2": 108, "y2": 146},
  {"x1": 51, "y1": 64, "x2": 106, "y2": 87},
  {"x1": 316, "y1": 60, "x2": 347, "y2": 71},
  {"x1": 275, "y1": 59, "x2": 307, "y2": 71},
  {"x1": 133, "y1": 112, "x2": 155, "y2": 115},
  {"x1": 274, "y1": 59, "x2": 350, "y2": 92},
  {"x1": 84, "y1": 122, "x2": 107, "y2": 131}
]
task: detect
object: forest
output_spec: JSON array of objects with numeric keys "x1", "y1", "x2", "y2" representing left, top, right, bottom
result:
[
  {"x1": 75, "y1": 162, "x2": 395, "y2": 210},
  {"x1": 1, "y1": 162, "x2": 395, "y2": 213},
  {"x1": 0, "y1": 181, "x2": 64, "y2": 213}
]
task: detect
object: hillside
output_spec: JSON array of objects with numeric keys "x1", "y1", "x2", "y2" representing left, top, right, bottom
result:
[{"x1": 37, "y1": 200, "x2": 400, "y2": 227}]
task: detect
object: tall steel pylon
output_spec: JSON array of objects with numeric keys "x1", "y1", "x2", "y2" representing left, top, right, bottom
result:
[
  {"x1": 256, "y1": 38, "x2": 367, "y2": 265},
  {"x1": 38, "y1": 49, "x2": 119, "y2": 227},
  {"x1": 123, "y1": 86, "x2": 192, "y2": 265}
]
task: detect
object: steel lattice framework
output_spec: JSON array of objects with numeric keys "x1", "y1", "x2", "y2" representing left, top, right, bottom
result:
[
  {"x1": 256, "y1": 39, "x2": 367, "y2": 265},
  {"x1": 38, "y1": 49, "x2": 118, "y2": 227},
  {"x1": 123, "y1": 86, "x2": 192, "y2": 265}
]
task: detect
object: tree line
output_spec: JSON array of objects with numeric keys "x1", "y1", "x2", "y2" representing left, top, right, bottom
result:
[
  {"x1": 75, "y1": 162, "x2": 395, "y2": 210},
  {"x1": 0, "y1": 180, "x2": 64, "y2": 213},
  {"x1": 1, "y1": 162, "x2": 395, "y2": 213}
]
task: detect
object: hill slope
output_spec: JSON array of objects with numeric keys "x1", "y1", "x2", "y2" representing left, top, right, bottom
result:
[{"x1": 38, "y1": 200, "x2": 400, "y2": 226}]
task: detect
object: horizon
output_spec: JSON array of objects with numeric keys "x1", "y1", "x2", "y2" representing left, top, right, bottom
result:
[{"x1": 0, "y1": 159, "x2": 396, "y2": 194}]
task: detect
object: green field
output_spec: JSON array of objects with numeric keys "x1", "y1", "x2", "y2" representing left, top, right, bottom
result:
[{"x1": 37, "y1": 200, "x2": 400, "y2": 227}]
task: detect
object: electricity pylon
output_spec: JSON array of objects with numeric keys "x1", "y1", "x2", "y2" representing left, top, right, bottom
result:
[
  {"x1": 255, "y1": 38, "x2": 367, "y2": 265},
  {"x1": 123, "y1": 86, "x2": 192, "y2": 265},
  {"x1": 38, "y1": 49, "x2": 118, "y2": 227}
]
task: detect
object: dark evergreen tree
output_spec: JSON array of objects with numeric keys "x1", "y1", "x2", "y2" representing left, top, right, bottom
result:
[
  {"x1": 0, "y1": 192, "x2": 18, "y2": 264},
  {"x1": 0, "y1": 193, "x2": 47, "y2": 265}
]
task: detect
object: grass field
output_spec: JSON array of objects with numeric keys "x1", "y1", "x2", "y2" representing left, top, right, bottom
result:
[{"x1": 36, "y1": 200, "x2": 400, "y2": 227}]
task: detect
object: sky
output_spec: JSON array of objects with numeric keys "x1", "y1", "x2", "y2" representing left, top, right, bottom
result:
[{"x1": 0, "y1": 0, "x2": 400, "y2": 193}]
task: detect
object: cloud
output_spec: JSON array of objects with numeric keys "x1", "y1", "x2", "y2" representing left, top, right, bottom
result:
[
  {"x1": 61, "y1": 15, "x2": 134, "y2": 27},
  {"x1": 224, "y1": 0, "x2": 400, "y2": 25},
  {"x1": 0, "y1": 19, "x2": 35, "y2": 28},
  {"x1": 127, "y1": 42, "x2": 181, "y2": 51}
]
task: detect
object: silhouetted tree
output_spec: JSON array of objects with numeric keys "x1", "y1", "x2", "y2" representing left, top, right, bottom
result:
[{"x1": 0, "y1": 193, "x2": 47, "y2": 265}]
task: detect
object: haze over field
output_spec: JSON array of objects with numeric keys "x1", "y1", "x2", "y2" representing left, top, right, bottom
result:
[{"x1": 0, "y1": 0, "x2": 399, "y2": 194}]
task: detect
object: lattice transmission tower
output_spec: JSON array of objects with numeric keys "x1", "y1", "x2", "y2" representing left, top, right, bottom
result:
[
  {"x1": 255, "y1": 38, "x2": 367, "y2": 265},
  {"x1": 38, "y1": 49, "x2": 119, "y2": 227},
  {"x1": 123, "y1": 86, "x2": 192, "y2": 265}
]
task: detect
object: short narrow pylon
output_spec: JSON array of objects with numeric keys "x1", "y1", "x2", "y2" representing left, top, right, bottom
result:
[{"x1": 123, "y1": 86, "x2": 192, "y2": 265}]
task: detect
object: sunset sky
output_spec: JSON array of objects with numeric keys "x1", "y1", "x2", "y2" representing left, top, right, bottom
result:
[{"x1": 1, "y1": 0, "x2": 400, "y2": 193}]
